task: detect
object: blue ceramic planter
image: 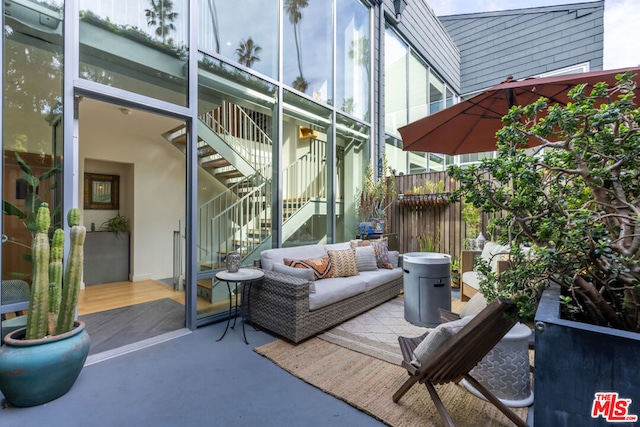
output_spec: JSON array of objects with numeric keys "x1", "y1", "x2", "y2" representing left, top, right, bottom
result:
[{"x1": 0, "y1": 321, "x2": 90, "y2": 407}]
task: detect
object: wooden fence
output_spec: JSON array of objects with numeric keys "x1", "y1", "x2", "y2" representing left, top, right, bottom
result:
[{"x1": 385, "y1": 171, "x2": 488, "y2": 262}]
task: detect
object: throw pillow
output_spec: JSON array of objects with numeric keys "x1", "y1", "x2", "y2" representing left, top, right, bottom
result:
[
  {"x1": 352, "y1": 238, "x2": 392, "y2": 269},
  {"x1": 410, "y1": 316, "x2": 473, "y2": 368},
  {"x1": 272, "y1": 263, "x2": 316, "y2": 293},
  {"x1": 283, "y1": 256, "x2": 334, "y2": 281},
  {"x1": 459, "y1": 293, "x2": 487, "y2": 318},
  {"x1": 354, "y1": 246, "x2": 378, "y2": 272},
  {"x1": 327, "y1": 248, "x2": 359, "y2": 278}
]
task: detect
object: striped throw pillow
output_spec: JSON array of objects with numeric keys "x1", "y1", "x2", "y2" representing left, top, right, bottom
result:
[
  {"x1": 351, "y1": 238, "x2": 393, "y2": 269},
  {"x1": 354, "y1": 245, "x2": 378, "y2": 271}
]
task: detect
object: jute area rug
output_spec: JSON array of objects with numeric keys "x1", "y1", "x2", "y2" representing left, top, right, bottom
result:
[
  {"x1": 254, "y1": 297, "x2": 528, "y2": 427},
  {"x1": 317, "y1": 296, "x2": 465, "y2": 365}
]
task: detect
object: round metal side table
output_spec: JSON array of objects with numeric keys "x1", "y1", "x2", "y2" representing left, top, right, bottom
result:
[{"x1": 215, "y1": 268, "x2": 264, "y2": 345}]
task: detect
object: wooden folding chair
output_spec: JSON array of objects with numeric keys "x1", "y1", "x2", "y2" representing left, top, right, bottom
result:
[{"x1": 394, "y1": 298, "x2": 528, "y2": 427}]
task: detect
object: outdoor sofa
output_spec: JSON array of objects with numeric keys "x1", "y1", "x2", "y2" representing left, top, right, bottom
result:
[{"x1": 248, "y1": 240, "x2": 403, "y2": 343}]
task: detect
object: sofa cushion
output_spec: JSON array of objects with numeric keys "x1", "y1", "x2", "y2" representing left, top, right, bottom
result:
[
  {"x1": 284, "y1": 256, "x2": 334, "y2": 281},
  {"x1": 480, "y1": 241, "x2": 500, "y2": 264},
  {"x1": 359, "y1": 268, "x2": 402, "y2": 291},
  {"x1": 260, "y1": 244, "x2": 327, "y2": 271},
  {"x1": 327, "y1": 248, "x2": 359, "y2": 278},
  {"x1": 411, "y1": 316, "x2": 473, "y2": 368},
  {"x1": 478, "y1": 242, "x2": 510, "y2": 272},
  {"x1": 272, "y1": 263, "x2": 316, "y2": 293},
  {"x1": 489, "y1": 244, "x2": 510, "y2": 271},
  {"x1": 354, "y1": 246, "x2": 378, "y2": 272},
  {"x1": 462, "y1": 270, "x2": 480, "y2": 291},
  {"x1": 308, "y1": 276, "x2": 367, "y2": 311}
]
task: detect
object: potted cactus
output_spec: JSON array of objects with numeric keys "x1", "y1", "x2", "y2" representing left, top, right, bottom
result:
[{"x1": 0, "y1": 203, "x2": 90, "y2": 407}]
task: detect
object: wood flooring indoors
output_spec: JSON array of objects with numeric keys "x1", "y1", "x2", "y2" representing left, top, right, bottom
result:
[{"x1": 78, "y1": 279, "x2": 229, "y2": 316}]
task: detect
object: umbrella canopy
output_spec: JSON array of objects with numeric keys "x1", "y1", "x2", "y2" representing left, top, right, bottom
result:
[{"x1": 399, "y1": 67, "x2": 640, "y2": 155}]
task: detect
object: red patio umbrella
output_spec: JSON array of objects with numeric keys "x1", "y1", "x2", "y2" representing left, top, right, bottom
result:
[{"x1": 398, "y1": 67, "x2": 640, "y2": 155}]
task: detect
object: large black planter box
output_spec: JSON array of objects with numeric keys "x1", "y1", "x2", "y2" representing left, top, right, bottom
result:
[{"x1": 534, "y1": 284, "x2": 640, "y2": 426}]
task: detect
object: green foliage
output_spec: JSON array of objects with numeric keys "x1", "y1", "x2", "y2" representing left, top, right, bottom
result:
[
  {"x1": 25, "y1": 204, "x2": 51, "y2": 339},
  {"x1": 450, "y1": 257, "x2": 460, "y2": 272},
  {"x1": 101, "y1": 213, "x2": 130, "y2": 235},
  {"x1": 26, "y1": 204, "x2": 86, "y2": 339},
  {"x1": 235, "y1": 37, "x2": 262, "y2": 68},
  {"x1": 449, "y1": 71, "x2": 640, "y2": 331},
  {"x1": 461, "y1": 198, "x2": 480, "y2": 239},
  {"x1": 145, "y1": 0, "x2": 179, "y2": 44},
  {"x1": 56, "y1": 208, "x2": 87, "y2": 335},
  {"x1": 2, "y1": 152, "x2": 60, "y2": 238},
  {"x1": 418, "y1": 230, "x2": 440, "y2": 253},
  {"x1": 410, "y1": 179, "x2": 446, "y2": 195},
  {"x1": 357, "y1": 155, "x2": 396, "y2": 221},
  {"x1": 80, "y1": 10, "x2": 186, "y2": 59},
  {"x1": 2, "y1": 152, "x2": 61, "y2": 277}
]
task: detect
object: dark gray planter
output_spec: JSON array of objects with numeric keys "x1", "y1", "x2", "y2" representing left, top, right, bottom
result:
[
  {"x1": 83, "y1": 231, "x2": 130, "y2": 285},
  {"x1": 534, "y1": 284, "x2": 640, "y2": 426}
]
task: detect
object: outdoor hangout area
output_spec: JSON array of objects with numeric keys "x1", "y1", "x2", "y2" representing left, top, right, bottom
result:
[
  {"x1": 241, "y1": 187, "x2": 535, "y2": 426},
  {"x1": 247, "y1": 68, "x2": 640, "y2": 426},
  {"x1": 3, "y1": 68, "x2": 640, "y2": 427}
]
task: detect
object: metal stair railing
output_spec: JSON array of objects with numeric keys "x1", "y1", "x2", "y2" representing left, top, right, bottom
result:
[
  {"x1": 173, "y1": 112, "x2": 329, "y2": 272},
  {"x1": 210, "y1": 178, "x2": 271, "y2": 266},
  {"x1": 205, "y1": 145, "x2": 324, "y2": 267},
  {"x1": 197, "y1": 165, "x2": 271, "y2": 268},
  {"x1": 201, "y1": 101, "x2": 272, "y2": 173},
  {"x1": 282, "y1": 140, "x2": 326, "y2": 224}
]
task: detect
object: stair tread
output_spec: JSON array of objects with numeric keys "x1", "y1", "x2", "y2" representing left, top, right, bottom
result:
[
  {"x1": 216, "y1": 171, "x2": 244, "y2": 179},
  {"x1": 234, "y1": 238, "x2": 260, "y2": 244},
  {"x1": 201, "y1": 158, "x2": 229, "y2": 168}
]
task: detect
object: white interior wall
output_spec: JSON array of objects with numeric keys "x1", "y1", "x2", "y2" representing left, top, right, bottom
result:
[{"x1": 79, "y1": 106, "x2": 187, "y2": 282}]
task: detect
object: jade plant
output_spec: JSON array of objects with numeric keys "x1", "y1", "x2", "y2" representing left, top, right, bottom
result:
[
  {"x1": 25, "y1": 203, "x2": 86, "y2": 340},
  {"x1": 449, "y1": 71, "x2": 640, "y2": 332}
]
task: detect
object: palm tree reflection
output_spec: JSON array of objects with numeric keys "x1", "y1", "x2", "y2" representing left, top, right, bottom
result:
[{"x1": 284, "y1": 0, "x2": 309, "y2": 93}]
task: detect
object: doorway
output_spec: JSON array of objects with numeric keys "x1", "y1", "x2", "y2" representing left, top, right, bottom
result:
[{"x1": 77, "y1": 97, "x2": 187, "y2": 356}]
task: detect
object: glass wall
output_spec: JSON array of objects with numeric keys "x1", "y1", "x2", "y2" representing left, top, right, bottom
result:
[
  {"x1": 408, "y1": 53, "x2": 428, "y2": 122},
  {"x1": 2, "y1": 0, "x2": 64, "y2": 296},
  {"x1": 282, "y1": 91, "x2": 331, "y2": 246},
  {"x1": 283, "y1": 0, "x2": 332, "y2": 102},
  {"x1": 196, "y1": 53, "x2": 277, "y2": 317},
  {"x1": 336, "y1": 114, "x2": 369, "y2": 242},
  {"x1": 384, "y1": 27, "x2": 458, "y2": 172},
  {"x1": 446, "y1": 87, "x2": 456, "y2": 107},
  {"x1": 0, "y1": 0, "x2": 462, "y2": 334},
  {"x1": 78, "y1": 0, "x2": 189, "y2": 106},
  {"x1": 384, "y1": 27, "x2": 408, "y2": 137},
  {"x1": 336, "y1": 0, "x2": 370, "y2": 121},
  {"x1": 385, "y1": 136, "x2": 406, "y2": 175},
  {"x1": 198, "y1": 0, "x2": 279, "y2": 80},
  {"x1": 429, "y1": 72, "x2": 445, "y2": 114}
]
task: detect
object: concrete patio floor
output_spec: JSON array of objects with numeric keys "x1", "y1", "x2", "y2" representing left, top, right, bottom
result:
[{"x1": 1, "y1": 321, "x2": 386, "y2": 427}]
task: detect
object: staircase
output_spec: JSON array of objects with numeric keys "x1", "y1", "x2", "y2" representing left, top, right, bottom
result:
[{"x1": 164, "y1": 100, "x2": 327, "y2": 272}]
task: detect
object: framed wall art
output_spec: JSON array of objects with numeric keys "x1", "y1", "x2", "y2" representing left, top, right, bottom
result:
[{"x1": 84, "y1": 173, "x2": 119, "y2": 210}]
